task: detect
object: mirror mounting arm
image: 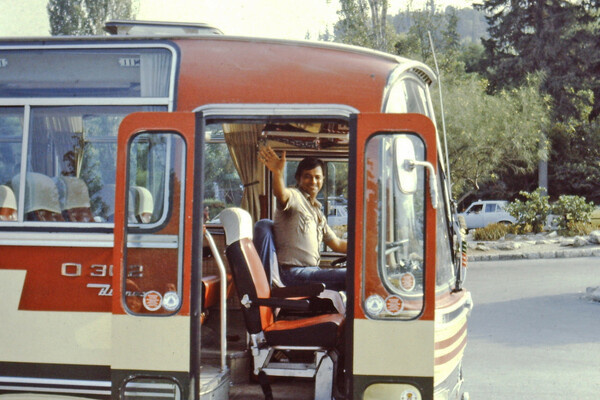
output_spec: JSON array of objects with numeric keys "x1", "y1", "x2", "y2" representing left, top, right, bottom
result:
[{"x1": 407, "y1": 160, "x2": 438, "y2": 209}]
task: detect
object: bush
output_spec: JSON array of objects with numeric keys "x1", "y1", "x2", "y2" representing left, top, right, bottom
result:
[
  {"x1": 551, "y1": 194, "x2": 595, "y2": 232},
  {"x1": 505, "y1": 188, "x2": 551, "y2": 233},
  {"x1": 473, "y1": 223, "x2": 510, "y2": 241},
  {"x1": 507, "y1": 223, "x2": 533, "y2": 235},
  {"x1": 562, "y1": 221, "x2": 593, "y2": 237}
]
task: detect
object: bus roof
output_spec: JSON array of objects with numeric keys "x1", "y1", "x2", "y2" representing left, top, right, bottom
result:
[
  {"x1": 0, "y1": 33, "x2": 436, "y2": 113},
  {"x1": 172, "y1": 36, "x2": 436, "y2": 113}
]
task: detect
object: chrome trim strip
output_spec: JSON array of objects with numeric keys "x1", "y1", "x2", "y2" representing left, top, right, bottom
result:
[
  {"x1": 0, "y1": 376, "x2": 110, "y2": 386},
  {"x1": 192, "y1": 103, "x2": 359, "y2": 118},
  {"x1": 0, "y1": 97, "x2": 170, "y2": 106},
  {"x1": 0, "y1": 232, "x2": 178, "y2": 248},
  {"x1": 0, "y1": 386, "x2": 110, "y2": 395},
  {"x1": 0, "y1": 376, "x2": 111, "y2": 396}
]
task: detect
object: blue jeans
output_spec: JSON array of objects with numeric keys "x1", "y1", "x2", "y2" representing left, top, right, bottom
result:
[{"x1": 280, "y1": 265, "x2": 346, "y2": 292}]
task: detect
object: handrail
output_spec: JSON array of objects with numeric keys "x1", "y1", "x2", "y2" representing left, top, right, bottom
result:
[{"x1": 203, "y1": 227, "x2": 227, "y2": 371}]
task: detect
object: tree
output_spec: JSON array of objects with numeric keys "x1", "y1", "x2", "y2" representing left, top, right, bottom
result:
[
  {"x1": 334, "y1": 0, "x2": 397, "y2": 52},
  {"x1": 442, "y1": 8, "x2": 461, "y2": 53},
  {"x1": 475, "y1": 0, "x2": 599, "y2": 122},
  {"x1": 548, "y1": 120, "x2": 600, "y2": 203},
  {"x1": 436, "y1": 72, "x2": 551, "y2": 204},
  {"x1": 48, "y1": 0, "x2": 137, "y2": 36}
]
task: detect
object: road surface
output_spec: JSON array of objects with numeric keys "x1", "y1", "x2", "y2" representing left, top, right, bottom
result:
[{"x1": 462, "y1": 257, "x2": 600, "y2": 399}]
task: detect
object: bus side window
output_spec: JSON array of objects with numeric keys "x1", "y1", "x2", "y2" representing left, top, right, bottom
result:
[
  {"x1": 0, "y1": 107, "x2": 23, "y2": 221},
  {"x1": 203, "y1": 138, "x2": 244, "y2": 223}
]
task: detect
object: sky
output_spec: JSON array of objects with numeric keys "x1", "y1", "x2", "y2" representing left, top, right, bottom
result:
[{"x1": 0, "y1": 0, "x2": 475, "y2": 40}]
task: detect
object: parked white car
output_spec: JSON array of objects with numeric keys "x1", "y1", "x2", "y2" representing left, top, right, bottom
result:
[
  {"x1": 459, "y1": 200, "x2": 516, "y2": 230},
  {"x1": 327, "y1": 204, "x2": 348, "y2": 227}
]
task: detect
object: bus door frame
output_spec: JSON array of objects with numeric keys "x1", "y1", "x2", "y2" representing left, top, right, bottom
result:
[
  {"x1": 113, "y1": 112, "x2": 200, "y2": 399},
  {"x1": 113, "y1": 105, "x2": 360, "y2": 399},
  {"x1": 349, "y1": 113, "x2": 438, "y2": 399}
]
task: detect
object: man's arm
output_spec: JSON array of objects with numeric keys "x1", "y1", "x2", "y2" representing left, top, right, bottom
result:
[
  {"x1": 258, "y1": 145, "x2": 290, "y2": 207},
  {"x1": 325, "y1": 235, "x2": 347, "y2": 254}
]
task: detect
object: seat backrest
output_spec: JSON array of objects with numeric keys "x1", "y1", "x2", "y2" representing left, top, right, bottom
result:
[
  {"x1": 12, "y1": 172, "x2": 64, "y2": 222},
  {"x1": 253, "y1": 219, "x2": 283, "y2": 287},
  {"x1": 0, "y1": 185, "x2": 17, "y2": 221},
  {"x1": 56, "y1": 176, "x2": 94, "y2": 222},
  {"x1": 221, "y1": 207, "x2": 274, "y2": 334},
  {"x1": 130, "y1": 186, "x2": 154, "y2": 223}
]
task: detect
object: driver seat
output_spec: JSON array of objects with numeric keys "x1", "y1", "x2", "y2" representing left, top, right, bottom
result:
[
  {"x1": 221, "y1": 207, "x2": 344, "y2": 400},
  {"x1": 254, "y1": 218, "x2": 345, "y2": 315}
]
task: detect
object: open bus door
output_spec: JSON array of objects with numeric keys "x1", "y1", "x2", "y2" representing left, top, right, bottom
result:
[
  {"x1": 350, "y1": 113, "x2": 438, "y2": 400},
  {"x1": 112, "y1": 112, "x2": 229, "y2": 400},
  {"x1": 112, "y1": 110, "x2": 446, "y2": 400}
]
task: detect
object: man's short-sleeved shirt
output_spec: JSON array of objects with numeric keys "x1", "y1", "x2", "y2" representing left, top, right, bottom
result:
[{"x1": 273, "y1": 188, "x2": 334, "y2": 266}]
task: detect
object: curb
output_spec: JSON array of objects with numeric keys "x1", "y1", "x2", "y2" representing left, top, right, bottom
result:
[{"x1": 469, "y1": 247, "x2": 600, "y2": 262}]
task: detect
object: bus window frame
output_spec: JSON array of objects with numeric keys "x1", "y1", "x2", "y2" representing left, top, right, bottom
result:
[
  {"x1": 0, "y1": 42, "x2": 178, "y2": 233},
  {"x1": 122, "y1": 130, "x2": 187, "y2": 316}
]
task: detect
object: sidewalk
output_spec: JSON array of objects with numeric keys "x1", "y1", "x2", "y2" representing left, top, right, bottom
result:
[{"x1": 467, "y1": 230, "x2": 600, "y2": 262}]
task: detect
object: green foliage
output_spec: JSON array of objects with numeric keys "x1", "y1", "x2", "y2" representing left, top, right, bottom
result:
[
  {"x1": 561, "y1": 221, "x2": 594, "y2": 237},
  {"x1": 475, "y1": 0, "x2": 600, "y2": 122},
  {"x1": 48, "y1": 0, "x2": 137, "y2": 36},
  {"x1": 472, "y1": 222, "x2": 510, "y2": 241},
  {"x1": 505, "y1": 188, "x2": 551, "y2": 233},
  {"x1": 333, "y1": 0, "x2": 396, "y2": 52},
  {"x1": 507, "y1": 223, "x2": 534, "y2": 235},
  {"x1": 203, "y1": 199, "x2": 226, "y2": 221},
  {"x1": 437, "y1": 73, "x2": 550, "y2": 202},
  {"x1": 548, "y1": 120, "x2": 600, "y2": 204},
  {"x1": 551, "y1": 194, "x2": 595, "y2": 232},
  {"x1": 203, "y1": 141, "x2": 243, "y2": 206}
]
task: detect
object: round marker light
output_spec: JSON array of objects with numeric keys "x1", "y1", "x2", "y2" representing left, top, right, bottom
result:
[
  {"x1": 143, "y1": 291, "x2": 162, "y2": 312},
  {"x1": 162, "y1": 291, "x2": 180, "y2": 311},
  {"x1": 365, "y1": 294, "x2": 384, "y2": 316}
]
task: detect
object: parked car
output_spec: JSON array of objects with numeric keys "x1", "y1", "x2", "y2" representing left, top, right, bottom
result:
[
  {"x1": 327, "y1": 203, "x2": 348, "y2": 227},
  {"x1": 459, "y1": 200, "x2": 516, "y2": 230}
]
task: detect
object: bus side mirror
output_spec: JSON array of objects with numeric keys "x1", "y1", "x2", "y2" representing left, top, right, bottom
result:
[{"x1": 394, "y1": 136, "x2": 438, "y2": 209}]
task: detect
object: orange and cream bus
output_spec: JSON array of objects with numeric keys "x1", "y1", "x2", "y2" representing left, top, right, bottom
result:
[{"x1": 0, "y1": 21, "x2": 471, "y2": 400}]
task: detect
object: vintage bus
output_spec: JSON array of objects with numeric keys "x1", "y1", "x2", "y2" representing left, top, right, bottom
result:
[{"x1": 0, "y1": 21, "x2": 471, "y2": 400}]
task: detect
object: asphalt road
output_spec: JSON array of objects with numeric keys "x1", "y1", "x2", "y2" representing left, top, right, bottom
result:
[{"x1": 462, "y1": 257, "x2": 600, "y2": 399}]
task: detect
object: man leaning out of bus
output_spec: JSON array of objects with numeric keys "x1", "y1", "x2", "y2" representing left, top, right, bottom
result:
[{"x1": 258, "y1": 145, "x2": 347, "y2": 291}]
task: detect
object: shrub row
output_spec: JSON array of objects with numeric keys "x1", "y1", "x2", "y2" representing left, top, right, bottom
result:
[{"x1": 505, "y1": 188, "x2": 595, "y2": 235}]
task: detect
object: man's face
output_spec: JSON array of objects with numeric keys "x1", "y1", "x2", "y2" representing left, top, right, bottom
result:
[{"x1": 297, "y1": 166, "x2": 324, "y2": 199}]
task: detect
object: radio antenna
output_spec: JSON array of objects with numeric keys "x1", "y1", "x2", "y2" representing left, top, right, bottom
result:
[
  {"x1": 427, "y1": 30, "x2": 451, "y2": 198},
  {"x1": 428, "y1": 31, "x2": 466, "y2": 291}
]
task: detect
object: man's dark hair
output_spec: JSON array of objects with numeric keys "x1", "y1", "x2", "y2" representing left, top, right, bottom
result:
[{"x1": 295, "y1": 156, "x2": 325, "y2": 181}]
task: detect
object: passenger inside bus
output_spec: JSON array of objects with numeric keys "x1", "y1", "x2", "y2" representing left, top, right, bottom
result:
[
  {"x1": 12, "y1": 172, "x2": 64, "y2": 222},
  {"x1": 130, "y1": 185, "x2": 154, "y2": 223},
  {"x1": 258, "y1": 145, "x2": 347, "y2": 291},
  {"x1": 56, "y1": 176, "x2": 94, "y2": 222},
  {"x1": 0, "y1": 185, "x2": 17, "y2": 221}
]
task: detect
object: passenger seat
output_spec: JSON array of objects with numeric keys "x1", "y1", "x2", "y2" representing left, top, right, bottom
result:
[
  {"x1": 0, "y1": 185, "x2": 17, "y2": 221},
  {"x1": 130, "y1": 186, "x2": 154, "y2": 223},
  {"x1": 56, "y1": 176, "x2": 95, "y2": 222},
  {"x1": 12, "y1": 172, "x2": 64, "y2": 222}
]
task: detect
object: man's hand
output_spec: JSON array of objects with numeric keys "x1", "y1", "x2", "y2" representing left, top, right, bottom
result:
[
  {"x1": 258, "y1": 145, "x2": 290, "y2": 206},
  {"x1": 258, "y1": 145, "x2": 286, "y2": 175}
]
